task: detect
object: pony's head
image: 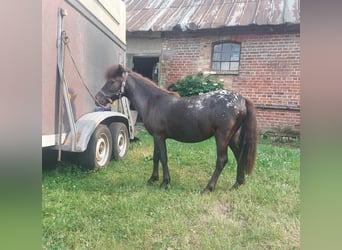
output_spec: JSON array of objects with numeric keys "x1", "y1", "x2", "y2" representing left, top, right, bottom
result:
[{"x1": 95, "y1": 64, "x2": 128, "y2": 106}]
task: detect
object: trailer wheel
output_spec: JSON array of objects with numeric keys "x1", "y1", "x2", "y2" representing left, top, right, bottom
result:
[
  {"x1": 109, "y1": 122, "x2": 129, "y2": 160},
  {"x1": 80, "y1": 124, "x2": 112, "y2": 170}
]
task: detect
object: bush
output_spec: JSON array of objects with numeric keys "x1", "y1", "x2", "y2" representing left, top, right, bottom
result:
[{"x1": 170, "y1": 72, "x2": 224, "y2": 97}]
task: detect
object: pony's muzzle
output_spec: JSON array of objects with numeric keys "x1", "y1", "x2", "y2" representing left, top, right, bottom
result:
[{"x1": 95, "y1": 96, "x2": 109, "y2": 108}]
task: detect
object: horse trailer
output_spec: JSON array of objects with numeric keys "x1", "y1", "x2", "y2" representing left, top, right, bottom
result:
[{"x1": 42, "y1": 0, "x2": 137, "y2": 170}]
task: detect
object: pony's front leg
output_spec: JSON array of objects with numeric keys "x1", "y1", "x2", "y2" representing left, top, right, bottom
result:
[
  {"x1": 147, "y1": 141, "x2": 160, "y2": 185},
  {"x1": 154, "y1": 136, "x2": 170, "y2": 189}
]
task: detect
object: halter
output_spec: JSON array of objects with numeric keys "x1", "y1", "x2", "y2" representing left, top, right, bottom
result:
[
  {"x1": 99, "y1": 71, "x2": 128, "y2": 101},
  {"x1": 120, "y1": 71, "x2": 128, "y2": 96}
]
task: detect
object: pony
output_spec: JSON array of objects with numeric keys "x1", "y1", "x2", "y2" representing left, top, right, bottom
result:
[{"x1": 95, "y1": 65, "x2": 257, "y2": 192}]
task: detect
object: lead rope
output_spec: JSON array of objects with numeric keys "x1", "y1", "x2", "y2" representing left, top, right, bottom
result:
[{"x1": 61, "y1": 31, "x2": 98, "y2": 104}]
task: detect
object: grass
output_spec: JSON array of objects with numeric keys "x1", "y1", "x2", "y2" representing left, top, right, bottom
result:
[{"x1": 42, "y1": 129, "x2": 300, "y2": 249}]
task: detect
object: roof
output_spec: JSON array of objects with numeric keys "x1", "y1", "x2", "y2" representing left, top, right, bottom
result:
[{"x1": 125, "y1": 0, "x2": 300, "y2": 32}]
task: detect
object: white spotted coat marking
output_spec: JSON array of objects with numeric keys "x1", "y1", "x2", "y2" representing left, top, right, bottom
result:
[{"x1": 186, "y1": 90, "x2": 241, "y2": 111}]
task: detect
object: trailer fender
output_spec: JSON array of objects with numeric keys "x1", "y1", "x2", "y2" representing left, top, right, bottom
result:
[{"x1": 61, "y1": 111, "x2": 129, "y2": 152}]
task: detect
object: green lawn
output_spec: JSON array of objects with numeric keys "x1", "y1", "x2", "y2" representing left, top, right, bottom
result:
[{"x1": 42, "y1": 130, "x2": 300, "y2": 249}]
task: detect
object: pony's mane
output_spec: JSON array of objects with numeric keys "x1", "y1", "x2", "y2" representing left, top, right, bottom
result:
[
  {"x1": 130, "y1": 71, "x2": 180, "y2": 97},
  {"x1": 131, "y1": 71, "x2": 180, "y2": 97},
  {"x1": 105, "y1": 64, "x2": 180, "y2": 97}
]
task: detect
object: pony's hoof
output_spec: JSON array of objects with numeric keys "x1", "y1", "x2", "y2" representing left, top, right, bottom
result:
[
  {"x1": 229, "y1": 182, "x2": 241, "y2": 191},
  {"x1": 159, "y1": 182, "x2": 170, "y2": 190},
  {"x1": 201, "y1": 188, "x2": 212, "y2": 194},
  {"x1": 201, "y1": 185, "x2": 214, "y2": 194},
  {"x1": 147, "y1": 176, "x2": 158, "y2": 186}
]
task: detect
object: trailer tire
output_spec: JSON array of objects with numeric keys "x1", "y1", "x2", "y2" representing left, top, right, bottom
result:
[
  {"x1": 109, "y1": 122, "x2": 129, "y2": 160},
  {"x1": 80, "y1": 124, "x2": 112, "y2": 170}
]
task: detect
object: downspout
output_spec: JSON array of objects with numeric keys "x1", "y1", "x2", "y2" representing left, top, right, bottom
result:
[{"x1": 57, "y1": 8, "x2": 77, "y2": 153}]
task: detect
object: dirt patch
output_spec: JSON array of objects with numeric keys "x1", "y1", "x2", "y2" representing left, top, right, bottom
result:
[{"x1": 201, "y1": 201, "x2": 233, "y2": 224}]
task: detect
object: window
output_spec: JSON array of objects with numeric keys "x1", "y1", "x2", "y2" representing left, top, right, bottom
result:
[{"x1": 211, "y1": 42, "x2": 241, "y2": 73}]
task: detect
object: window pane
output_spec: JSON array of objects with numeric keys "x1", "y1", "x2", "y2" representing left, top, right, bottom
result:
[
  {"x1": 213, "y1": 52, "x2": 221, "y2": 61},
  {"x1": 221, "y1": 62, "x2": 230, "y2": 70},
  {"x1": 221, "y1": 52, "x2": 231, "y2": 61},
  {"x1": 231, "y1": 53, "x2": 240, "y2": 61},
  {"x1": 232, "y1": 44, "x2": 240, "y2": 52},
  {"x1": 222, "y1": 43, "x2": 231, "y2": 52},
  {"x1": 213, "y1": 44, "x2": 222, "y2": 52},
  {"x1": 230, "y1": 62, "x2": 239, "y2": 70},
  {"x1": 212, "y1": 62, "x2": 220, "y2": 70}
]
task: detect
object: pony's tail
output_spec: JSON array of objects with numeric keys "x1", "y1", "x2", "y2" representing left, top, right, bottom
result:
[{"x1": 238, "y1": 99, "x2": 258, "y2": 175}]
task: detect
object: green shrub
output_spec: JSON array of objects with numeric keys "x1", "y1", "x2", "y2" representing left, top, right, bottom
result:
[{"x1": 170, "y1": 72, "x2": 224, "y2": 97}]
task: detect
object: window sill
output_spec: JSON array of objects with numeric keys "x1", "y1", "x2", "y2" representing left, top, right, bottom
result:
[{"x1": 209, "y1": 70, "x2": 239, "y2": 75}]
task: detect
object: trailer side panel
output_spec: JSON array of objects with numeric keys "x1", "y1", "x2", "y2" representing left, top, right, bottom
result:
[{"x1": 42, "y1": 0, "x2": 126, "y2": 147}]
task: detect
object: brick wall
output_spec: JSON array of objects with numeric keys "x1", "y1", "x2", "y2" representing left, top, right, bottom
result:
[
  {"x1": 160, "y1": 27, "x2": 300, "y2": 132},
  {"x1": 161, "y1": 38, "x2": 202, "y2": 83}
]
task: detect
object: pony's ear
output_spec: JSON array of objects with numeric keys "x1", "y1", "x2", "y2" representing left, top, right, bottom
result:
[
  {"x1": 105, "y1": 64, "x2": 126, "y2": 79},
  {"x1": 117, "y1": 64, "x2": 127, "y2": 77},
  {"x1": 118, "y1": 64, "x2": 125, "y2": 72}
]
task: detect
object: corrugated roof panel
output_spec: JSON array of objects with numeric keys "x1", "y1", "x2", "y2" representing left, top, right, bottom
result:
[
  {"x1": 168, "y1": 0, "x2": 191, "y2": 8},
  {"x1": 284, "y1": 0, "x2": 300, "y2": 23},
  {"x1": 253, "y1": 0, "x2": 272, "y2": 25},
  {"x1": 268, "y1": 0, "x2": 285, "y2": 25},
  {"x1": 211, "y1": 3, "x2": 235, "y2": 29},
  {"x1": 187, "y1": 1, "x2": 213, "y2": 29},
  {"x1": 127, "y1": 9, "x2": 156, "y2": 31},
  {"x1": 155, "y1": 7, "x2": 184, "y2": 31},
  {"x1": 160, "y1": 6, "x2": 190, "y2": 31},
  {"x1": 199, "y1": 1, "x2": 227, "y2": 29},
  {"x1": 226, "y1": 2, "x2": 246, "y2": 26},
  {"x1": 125, "y1": 0, "x2": 300, "y2": 32},
  {"x1": 141, "y1": 1, "x2": 176, "y2": 31},
  {"x1": 139, "y1": 10, "x2": 164, "y2": 31},
  {"x1": 238, "y1": 1, "x2": 259, "y2": 26},
  {"x1": 145, "y1": 0, "x2": 165, "y2": 9},
  {"x1": 178, "y1": 5, "x2": 201, "y2": 30}
]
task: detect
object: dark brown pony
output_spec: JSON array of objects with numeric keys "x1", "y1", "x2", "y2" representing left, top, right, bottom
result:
[{"x1": 95, "y1": 65, "x2": 257, "y2": 192}]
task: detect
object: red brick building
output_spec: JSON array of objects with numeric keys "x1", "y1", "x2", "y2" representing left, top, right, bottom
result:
[{"x1": 125, "y1": 0, "x2": 300, "y2": 134}]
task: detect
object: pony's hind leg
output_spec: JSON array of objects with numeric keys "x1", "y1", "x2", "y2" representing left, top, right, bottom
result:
[
  {"x1": 203, "y1": 133, "x2": 229, "y2": 193},
  {"x1": 229, "y1": 134, "x2": 245, "y2": 190},
  {"x1": 228, "y1": 99, "x2": 258, "y2": 190},
  {"x1": 204, "y1": 114, "x2": 245, "y2": 193}
]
